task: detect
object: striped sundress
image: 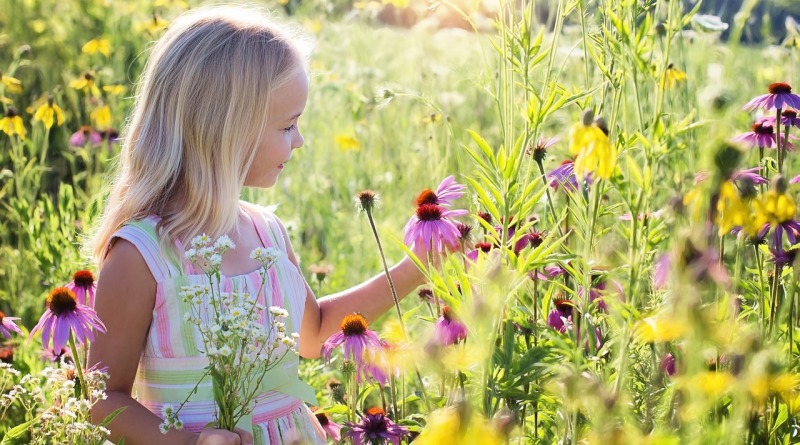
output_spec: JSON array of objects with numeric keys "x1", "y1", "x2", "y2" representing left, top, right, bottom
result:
[{"x1": 110, "y1": 203, "x2": 326, "y2": 444}]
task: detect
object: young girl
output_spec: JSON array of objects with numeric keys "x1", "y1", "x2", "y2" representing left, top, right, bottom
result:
[{"x1": 87, "y1": 6, "x2": 427, "y2": 445}]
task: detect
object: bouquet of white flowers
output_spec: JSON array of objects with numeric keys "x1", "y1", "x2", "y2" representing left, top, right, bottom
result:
[{"x1": 160, "y1": 235, "x2": 299, "y2": 433}]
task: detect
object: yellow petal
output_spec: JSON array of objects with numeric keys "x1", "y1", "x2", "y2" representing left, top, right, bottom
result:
[{"x1": 91, "y1": 105, "x2": 112, "y2": 129}]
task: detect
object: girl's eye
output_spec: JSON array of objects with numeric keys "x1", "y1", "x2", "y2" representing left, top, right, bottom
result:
[{"x1": 283, "y1": 124, "x2": 297, "y2": 133}]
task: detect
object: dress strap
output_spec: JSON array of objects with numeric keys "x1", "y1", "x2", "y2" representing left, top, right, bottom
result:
[
  {"x1": 242, "y1": 204, "x2": 286, "y2": 252},
  {"x1": 108, "y1": 217, "x2": 183, "y2": 282}
]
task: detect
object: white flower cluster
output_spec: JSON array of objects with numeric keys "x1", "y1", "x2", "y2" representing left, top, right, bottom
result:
[
  {"x1": 184, "y1": 234, "x2": 237, "y2": 273},
  {"x1": 159, "y1": 403, "x2": 184, "y2": 433},
  {"x1": 250, "y1": 246, "x2": 283, "y2": 267},
  {"x1": 166, "y1": 235, "x2": 300, "y2": 433},
  {"x1": 1, "y1": 360, "x2": 112, "y2": 445}
]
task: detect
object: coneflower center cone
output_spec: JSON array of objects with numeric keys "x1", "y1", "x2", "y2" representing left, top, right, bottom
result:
[
  {"x1": 73, "y1": 270, "x2": 95, "y2": 288},
  {"x1": 340, "y1": 313, "x2": 368, "y2": 335},
  {"x1": 47, "y1": 287, "x2": 78, "y2": 316},
  {"x1": 416, "y1": 189, "x2": 439, "y2": 206},
  {"x1": 416, "y1": 204, "x2": 443, "y2": 221},
  {"x1": 0, "y1": 311, "x2": 5, "y2": 323},
  {"x1": 315, "y1": 413, "x2": 330, "y2": 426},
  {"x1": 769, "y1": 82, "x2": 793, "y2": 94},
  {"x1": 753, "y1": 122, "x2": 775, "y2": 135},
  {"x1": 365, "y1": 406, "x2": 386, "y2": 417}
]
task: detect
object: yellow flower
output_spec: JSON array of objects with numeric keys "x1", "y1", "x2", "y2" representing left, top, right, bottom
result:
[
  {"x1": 696, "y1": 371, "x2": 733, "y2": 398},
  {"x1": 91, "y1": 105, "x2": 112, "y2": 129},
  {"x1": 0, "y1": 107, "x2": 25, "y2": 140},
  {"x1": 141, "y1": 15, "x2": 169, "y2": 35},
  {"x1": 70, "y1": 72, "x2": 101, "y2": 97},
  {"x1": 335, "y1": 133, "x2": 360, "y2": 151},
  {"x1": 415, "y1": 407, "x2": 503, "y2": 445},
  {"x1": 102, "y1": 84, "x2": 127, "y2": 96},
  {"x1": 33, "y1": 97, "x2": 65, "y2": 129},
  {"x1": 81, "y1": 38, "x2": 111, "y2": 57},
  {"x1": 635, "y1": 316, "x2": 687, "y2": 343},
  {"x1": 303, "y1": 19, "x2": 322, "y2": 34},
  {"x1": 716, "y1": 181, "x2": 750, "y2": 235},
  {"x1": 753, "y1": 189, "x2": 796, "y2": 226},
  {"x1": 569, "y1": 111, "x2": 616, "y2": 180},
  {"x1": 662, "y1": 63, "x2": 687, "y2": 89},
  {"x1": 1, "y1": 75, "x2": 22, "y2": 94}
]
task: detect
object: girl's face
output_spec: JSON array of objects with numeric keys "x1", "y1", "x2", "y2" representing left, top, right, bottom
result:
[{"x1": 244, "y1": 70, "x2": 308, "y2": 188}]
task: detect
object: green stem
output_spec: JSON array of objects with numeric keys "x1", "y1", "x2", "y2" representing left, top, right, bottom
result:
[
  {"x1": 68, "y1": 333, "x2": 90, "y2": 401},
  {"x1": 364, "y1": 209, "x2": 407, "y2": 337}
]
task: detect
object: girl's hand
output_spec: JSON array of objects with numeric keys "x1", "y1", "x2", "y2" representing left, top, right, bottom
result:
[{"x1": 192, "y1": 427, "x2": 254, "y2": 445}]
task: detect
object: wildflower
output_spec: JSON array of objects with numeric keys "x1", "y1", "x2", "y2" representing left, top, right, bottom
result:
[
  {"x1": 415, "y1": 407, "x2": 504, "y2": 445},
  {"x1": 692, "y1": 14, "x2": 729, "y2": 32},
  {"x1": 345, "y1": 406, "x2": 409, "y2": 445},
  {"x1": 0, "y1": 73, "x2": 22, "y2": 94},
  {"x1": 750, "y1": 177, "x2": 800, "y2": 258},
  {"x1": 42, "y1": 347, "x2": 71, "y2": 363},
  {"x1": 662, "y1": 353, "x2": 677, "y2": 376},
  {"x1": 433, "y1": 306, "x2": 468, "y2": 346},
  {"x1": 102, "y1": 84, "x2": 127, "y2": 96},
  {"x1": 66, "y1": 270, "x2": 96, "y2": 307},
  {"x1": 313, "y1": 410, "x2": 343, "y2": 442},
  {"x1": 70, "y1": 126, "x2": 103, "y2": 147},
  {"x1": 33, "y1": 96, "x2": 65, "y2": 129},
  {"x1": 335, "y1": 133, "x2": 360, "y2": 151},
  {"x1": 30, "y1": 287, "x2": 106, "y2": 351},
  {"x1": 476, "y1": 212, "x2": 492, "y2": 225},
  {"x1": 569, "y1": 110, "x2": 616, "y2": 180},
  {"x1": 309, "y1": 263, "x2": 333, "y2": 282},
  {"x1": 548, "y1": 159, "x2": 592, "y2": 192},
  {"x1": 732, "y1": 167, "x2": 768, "y2": 185},
  {"x1": 403, "y1": 204, "x2": 468, "y2": 253},
  {"x1": 662, "y1": 63, "x2": 688, "y2": 88},
  {"x1": 696, "y1": 371, "x2": 734, "y2": 398},
  {"x1": 547, "y1": 299, "x2": 574, "y2": 333},
  {"x1": 731, "y1": 118, "x2": 787, "y2": 149},
  {"x1": 0, "y1": 311, "x2": 22, "y2": 339},
  {"x1": 81, "y1": 38, "x2": 111, "y2": 57},
  {"x1": 743, "y1": 82, "x2": 800, "y2": 112},
  {"x1": 431, "y1": 176, "x2": 467, "y2": 207},
  {"x1": 652, "y1": 253, "x2": 670, "y2": 290},
  {"x1": 527, "y1": 135, "x2": 560, "y2": 162},
  {"x1": 716, "y1": 180, "x2": 751, "y2": 235},
  {"x1": 91, "y1": 105, "x2": 112, "y2": 129},
  {"x1": 70, "y1": 72, "x2": 101, "y2": 97},
  {"x1": 355, "y1": 190, "x2": 378, "y2": 213},
  {"x1": 321, "y1": 313, "x2": 382, "y2": 366},
  {"x1": 0, "y1": 107, "x2": 25, "y2": 140},
  {"x1": 635, "y1": 316, "x2": 687, "y2": 343},
  {"x1": 0, "y1": 345, "x2": 13, "y2": 363}
]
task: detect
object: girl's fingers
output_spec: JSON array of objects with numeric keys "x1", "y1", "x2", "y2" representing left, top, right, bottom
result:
[{"x1": 233, "y1": 427, "x2": 254, "y2": 445}]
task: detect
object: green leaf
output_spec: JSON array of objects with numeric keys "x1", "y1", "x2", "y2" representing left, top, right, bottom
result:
[
  {"x1": 100, "y1": 406, "x2": 128, "y2": 427},
  {"x1": 1, "y1": 416, "x2": 38, "y2": 444}
]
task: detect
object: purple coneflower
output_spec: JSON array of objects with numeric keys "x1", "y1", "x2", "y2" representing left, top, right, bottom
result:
[
  {"x1": 581, "y1": 275, "x2": 624, "y2": 312},
  {"x1": 66, "y1": 270, "x2": 96, "y2": 307},
  {"x1": 345, "y1": 407, "x2": 409, "y2": 445},
  {"x1": 466, "y1": 242, "x2": 493, "y2": 261},
  {"x1": 513, "y1": 230, "x2": 545, "y2": 254},
  {"x1": 403, "y1": 204, "x2": 468, "y2": 253},
  {"x1": 314, "y1": 411, "x2": 343, "y2": 442},
  {"x1": 732, "y1": 167, "x2": 768, "y2": 185},
  {"x1": 743, "y1": 82, "x2": 800, "y2": 111},
  {"x1": 0, "y1": 311, "x2": 22, "y2": 339},
  {"x1": 652, "y1": 253, "x2": 670, "y2": 290},
  {"x1": 321, "y1": 313, "x2": 382, "y2": 366},
  {"x1": 69, "y1": 126, "x2": 102, "y2": 147},
  {"x1": 661, "y1": 353, "x2": 677, "y2": 376},
  {"x1": 432, "y1": 175, "x2": 466, "y2": 207},
  {"x1": 433, "y1": 306, "x2": 468, "y2": 346},
  {"x1": 528, "y1": 135, "x2": 560, "y2": 162},
  {"x1": 732, "y1": 119, "x2": 778, "y2": 149},
  {"x1": 30, "y1": 287, "x2": 106, "y2": 351},
  {"x1": 546, "y1": 299, "x2": 574, "y2": 333}
]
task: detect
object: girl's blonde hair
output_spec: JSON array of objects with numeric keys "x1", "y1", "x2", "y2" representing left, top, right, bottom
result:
[{"x1": 87, "y1": 5, "x2": 309, "y2": 264}]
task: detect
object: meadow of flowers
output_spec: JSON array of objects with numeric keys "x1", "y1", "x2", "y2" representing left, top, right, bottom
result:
[{"x1": 2, "y1": 0, "x2": 800, "y2": 443}]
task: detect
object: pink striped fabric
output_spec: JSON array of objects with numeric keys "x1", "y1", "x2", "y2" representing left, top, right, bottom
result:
[{"x1": 109, "y1": 203, "x2": 326, "y2": 444}]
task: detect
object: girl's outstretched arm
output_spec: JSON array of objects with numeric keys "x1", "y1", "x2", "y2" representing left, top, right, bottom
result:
[{"x1": 280, "y1": 222, "x2": 428, "y2": 359}]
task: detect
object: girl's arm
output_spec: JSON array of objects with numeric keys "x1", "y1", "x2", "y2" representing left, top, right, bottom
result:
[
  {"x1": 89, "y1": 240, "x2": 251, "y2": 445},
  {"x1": 279, "y1": 222, "x2": 428, "y2": 359}
]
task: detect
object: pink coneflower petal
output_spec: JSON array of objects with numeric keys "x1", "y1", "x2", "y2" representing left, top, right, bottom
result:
[
  {"x1": 320, "y1": 314, "x2": 383, "y2": 368},
  {"x1": 433, "y1": 306, "x2": 468, "y2": 346},
  {"x1": 434, "y1": 176, "x2": 467, "y2": 207},
  {"x1": 0, "y1": 312, "x2": 22, "y2": 339}
]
